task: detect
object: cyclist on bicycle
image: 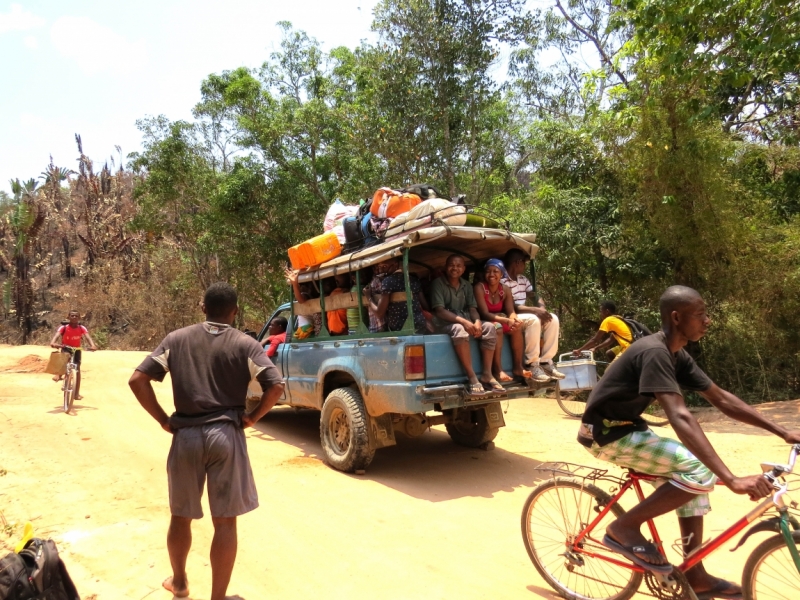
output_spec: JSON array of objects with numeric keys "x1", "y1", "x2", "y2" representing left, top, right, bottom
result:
[
  {"x1": 572, "y1": 300, "x2": 632, "y2": 362},
  {"x1": 49, "y1": 310, "x2": 97, "y2": 400},
  {"x1": 577, "y1": 285, "x2": 800, "y2": 599}
]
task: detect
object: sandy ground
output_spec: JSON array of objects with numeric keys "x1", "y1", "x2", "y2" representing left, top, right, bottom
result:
[{"x1": 1, "y1": 344, "x2": 799, "y2": 600}]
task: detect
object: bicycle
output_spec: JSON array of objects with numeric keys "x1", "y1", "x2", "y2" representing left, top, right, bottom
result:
[
  {"x1": 521, "y1": 444, "x2": 800, "y2": 600},
  {"x1": 555, "y1": 351, "x2": 669, "y2": 427},
  {"x1": 59, "y1": 345, "x2": 80, "y2": 413}
]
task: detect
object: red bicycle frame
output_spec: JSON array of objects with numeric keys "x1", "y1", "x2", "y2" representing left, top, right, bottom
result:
[{"x1": 571, "y1": 470, "x2": 779, "y2": 573}]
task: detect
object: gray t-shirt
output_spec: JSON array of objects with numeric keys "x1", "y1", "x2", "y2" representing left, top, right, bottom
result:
[
  {"x1": 136, "y1": 322, "x2": 283, "y2": 428},
  {"x1": 579, "y1": 332, "x2": 712, "y2": 447}
]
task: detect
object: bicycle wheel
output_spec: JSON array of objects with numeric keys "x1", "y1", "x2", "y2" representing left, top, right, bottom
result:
[
  {"x1": 557, "y1": 389, "x2": 590, "y2": 418},
  {"x1": 641, "y1": 401, "x2": 669, "y2": 427},
  {"x1": 63, "y1": 367, "x2": 75, "y2": 413},
  {"x1": 521, "y1": 477, "x2": 643, "y2": 600},
  {"x1": 742, "y1": 529, "x2": 800, "y2": 600}
]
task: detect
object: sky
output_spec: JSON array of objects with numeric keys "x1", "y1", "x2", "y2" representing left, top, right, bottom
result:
[{"x1": 0, "y1": 0, "x2": 381, "y2": 194}]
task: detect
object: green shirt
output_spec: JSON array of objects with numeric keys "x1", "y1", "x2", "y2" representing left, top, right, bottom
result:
[{"x1": 430, "y1": 276, "x2": 476, "y2": 326}]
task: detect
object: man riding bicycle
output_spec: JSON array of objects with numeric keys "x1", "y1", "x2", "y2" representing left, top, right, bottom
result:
[
  {"x1": 49, "y1": 310, "x2": 97, "y2": 401},
  {"x1": 577, "y1": 285, "x2": 800, "y2": 599}
]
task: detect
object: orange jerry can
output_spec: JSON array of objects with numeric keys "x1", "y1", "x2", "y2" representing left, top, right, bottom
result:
[
  {"x1": 290, "y1": 231, "x2": 342, "y2": 269},
  {"x1": 288, "y1": 245, "x2": 308, "y2": 270}
]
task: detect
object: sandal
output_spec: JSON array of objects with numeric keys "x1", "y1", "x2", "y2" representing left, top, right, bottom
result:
[
  {"x1": 694, "y1": 578, "x2": 743, "y2": 600},
  {"x1": 480, "y1": 378, "x2": 506, "y2": 393},
  {"x1": 464, "y1": 382, "x2": 487, "y2": 397},
  {"x1": 602, "y1": 535, "x2": 673, "y2": 574}
]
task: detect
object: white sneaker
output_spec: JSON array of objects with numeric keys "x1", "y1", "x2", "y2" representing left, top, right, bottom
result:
[
  {"x1": 541, "y1": 363, "x2": 566, "y2": 380},
  {"x1": 530, "y1": 365, "x2": 550, "y2": 383}
]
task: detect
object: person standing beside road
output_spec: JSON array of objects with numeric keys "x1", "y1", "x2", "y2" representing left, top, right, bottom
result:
[
  {"x1": 577, "y1": 285, "x2": 800, "y2": 599},
  {"x1": 501, "y1": 249, "x2": 565, "y2": 383},
  {"x1": 128, "y1": 282, "x2": 285, "y2": 600},
  {"x1": 573, "y1": 300, "x2": 633, "y2": 362},
  {"x1": 49, "y1": 309, "x2": 98, "y2": 400}
]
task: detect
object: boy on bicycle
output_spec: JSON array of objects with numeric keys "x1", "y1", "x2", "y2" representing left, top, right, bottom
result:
[
  {"x1": 578, "y1": 285, "x2": 800, "y2": 599},
  {"x1": 49, "y1": 310, "x2": 97, "y2": 400}
]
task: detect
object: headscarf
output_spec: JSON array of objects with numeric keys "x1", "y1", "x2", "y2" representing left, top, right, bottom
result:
[{"x1": 484, "y1": 258, "x2": 509, "y2": 280}]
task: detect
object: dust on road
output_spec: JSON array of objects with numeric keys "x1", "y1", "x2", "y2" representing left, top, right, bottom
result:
[{"x1": 1, "y1": 345, "x2": 798, "y2": 599}]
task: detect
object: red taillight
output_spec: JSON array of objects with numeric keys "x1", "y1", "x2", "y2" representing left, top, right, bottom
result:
[{"x1": 404, "y1": 345, "x2": 425, "y2": 380}]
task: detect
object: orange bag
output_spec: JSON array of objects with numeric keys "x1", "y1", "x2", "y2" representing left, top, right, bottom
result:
[{"x1": 370, "y1": 188, "x2": 422, "y2": 219}]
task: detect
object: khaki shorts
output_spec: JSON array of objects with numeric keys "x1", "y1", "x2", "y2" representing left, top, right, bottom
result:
[
  {"x1": 438, "y1": 321, "x2": 497, "y2": 350},
  {"x1": 167, "y1": 421, "x2": 258, "y2": 519}
]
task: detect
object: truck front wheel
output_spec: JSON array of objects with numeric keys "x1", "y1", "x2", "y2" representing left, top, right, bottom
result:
[
  {"x1": 445, "y1": 408, "x2": 499, "y2": 448},
  {"x1": 320, "y1": 387, "x2": 375, "y2": 473}
]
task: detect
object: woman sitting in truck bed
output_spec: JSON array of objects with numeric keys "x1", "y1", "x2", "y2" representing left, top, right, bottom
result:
[
  {"x1": 473, "y1": 259, "x2": 532, "y2": 383},
  {"x1": 365, "y1": 258, "x2": 429, "y2": 333}
]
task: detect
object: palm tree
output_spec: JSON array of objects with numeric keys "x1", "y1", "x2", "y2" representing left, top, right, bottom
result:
[{"x1": 0, "y1": 178, "x2": 46, "y2": 342}]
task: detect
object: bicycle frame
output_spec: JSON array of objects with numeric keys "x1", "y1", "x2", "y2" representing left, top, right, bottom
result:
[{"x1": 570, "y1": 447, "x2": 800, "y2": 576}]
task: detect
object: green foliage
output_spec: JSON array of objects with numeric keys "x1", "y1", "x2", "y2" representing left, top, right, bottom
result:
[
  {"x1": 617, "y1": 0, "x2": 800, "y2": 142},
  {"x1": 4, "y1": 2, "x2": 800, "y2": 400}
]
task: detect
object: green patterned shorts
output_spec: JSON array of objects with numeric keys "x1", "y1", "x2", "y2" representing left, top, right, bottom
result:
[{"x1": 586, "y1": 428, "x2": 716, "y2": 517}]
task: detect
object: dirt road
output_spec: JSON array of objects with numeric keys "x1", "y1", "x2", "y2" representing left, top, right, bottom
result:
[{"x1": 1, "y1": 344, "x2": 799, "y2": 599}]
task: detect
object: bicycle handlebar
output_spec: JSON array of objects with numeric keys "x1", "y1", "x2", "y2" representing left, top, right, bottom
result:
[{"x1": 761, "y1": 444, "x2": 800, "y2": 497}]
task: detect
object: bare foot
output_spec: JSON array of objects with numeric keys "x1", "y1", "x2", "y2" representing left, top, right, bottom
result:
[
  {"x1": 512, "y1": 368, "x2": 532, "y2": 379},
  {"x1": 162, "y1": 576, "x2": 189, "y2": 598},
  {"x1": 606, "y1": 521, "x2": 668, "y2": 566},
  {"x1": 495, "y1": 371, "x2": 514, "y2": 383}
]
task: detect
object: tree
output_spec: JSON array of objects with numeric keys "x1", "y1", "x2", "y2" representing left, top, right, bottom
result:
[
  {"x1": 0, "y1": 178, "x2": 45, "y2": 342},
  {"x1": 617, "y1": 0, "x2": 800, "y2": 143}
]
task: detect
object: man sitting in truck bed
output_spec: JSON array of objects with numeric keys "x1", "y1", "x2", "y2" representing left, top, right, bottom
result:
[
  {"x1": 501, "y1": 249, "x2": 565, "y2": 383},
  {"x1": 430, "y1": 254, "x2": 500, "y2": 396}
]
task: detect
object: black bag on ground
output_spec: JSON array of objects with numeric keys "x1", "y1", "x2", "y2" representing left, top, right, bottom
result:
[
  {"x1": 615, "y1": 315, "x2": 652, "y2": 343},
  {"x1": 0, "y1": 538, "x2": 80, "y2": 600}
]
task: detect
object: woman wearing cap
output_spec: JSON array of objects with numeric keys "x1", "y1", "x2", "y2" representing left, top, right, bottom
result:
[{"x1": 474, "y1": 259, "x2": 532, "y2": 387}]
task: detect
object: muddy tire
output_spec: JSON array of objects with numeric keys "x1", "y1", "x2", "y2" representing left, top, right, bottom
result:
[
  {"x1": 445, "y1": 408, "x2": 499, "y2": 448},
  {"x1": 320, "y1": 387, "x2": 375, "y2": 473}
]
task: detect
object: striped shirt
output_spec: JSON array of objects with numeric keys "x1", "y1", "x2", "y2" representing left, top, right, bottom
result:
[{"x1": 500, "y1": 274, "x2": 533, "y2": 306}]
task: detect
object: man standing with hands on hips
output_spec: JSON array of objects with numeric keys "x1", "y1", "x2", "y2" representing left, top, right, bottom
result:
[{"x1": 129, "y1": 282, "x2": 284, "y2": 600}]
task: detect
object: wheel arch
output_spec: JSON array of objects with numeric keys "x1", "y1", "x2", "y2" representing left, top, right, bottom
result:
[{"x1": 320, "y1": 368, "x2": 361, "y2": 405}]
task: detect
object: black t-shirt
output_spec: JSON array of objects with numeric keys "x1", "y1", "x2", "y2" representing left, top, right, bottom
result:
[{"x1": 578, "y1": 332, "x2": 712, "y2": 447}]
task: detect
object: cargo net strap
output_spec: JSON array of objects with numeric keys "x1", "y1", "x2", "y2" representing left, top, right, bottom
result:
[{"x1": 533, "y1": 461, "x2": 625, "y2": 486}]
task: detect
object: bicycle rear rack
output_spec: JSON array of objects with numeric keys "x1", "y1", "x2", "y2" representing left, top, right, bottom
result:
[{"x1": 534, "y1": 461, "x2": 627, "y2": 486}]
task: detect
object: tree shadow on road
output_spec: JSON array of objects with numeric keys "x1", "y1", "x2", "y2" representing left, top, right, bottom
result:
[{"x1": 250, "y1": 406, "x2": 546, "y2": 502}]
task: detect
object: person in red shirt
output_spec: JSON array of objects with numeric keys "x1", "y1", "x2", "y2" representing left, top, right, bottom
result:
[
  {"x1": 262, "y1": 317, "x2": 287, "y2": 358},
  {"x1": 49, "y1": 310, "x2": 97, "y2": 400}
]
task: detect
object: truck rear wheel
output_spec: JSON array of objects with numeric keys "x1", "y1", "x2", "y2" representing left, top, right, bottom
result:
[
  {"x1": 320, "y1": 387, "x2": 375, "y2": 473},
  {"x1": 445, "y1": 408, "x2": 499, "y2": 448}
]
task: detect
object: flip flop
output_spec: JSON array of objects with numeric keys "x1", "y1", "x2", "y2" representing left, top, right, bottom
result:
[
  {"x1": 602, "y1": 535, "x2": 673, "y2": 574},
  {"x1": 480, "y1": 379, "x2": 506, "y2": 393},
  {"x1": 464, "y1": 382, "x2": 488, "y2": 397},
  {"x1": 694, "y1": 578, "x2": 743, "y2": 600},
  {"x1": 162, "y1": 576, "x2": 190, "y2": 598}
]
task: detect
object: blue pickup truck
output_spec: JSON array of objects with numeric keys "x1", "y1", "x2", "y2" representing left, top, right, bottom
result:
[{"x1": 251, "y1": 226, "x2": 547, "y2": 473}]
